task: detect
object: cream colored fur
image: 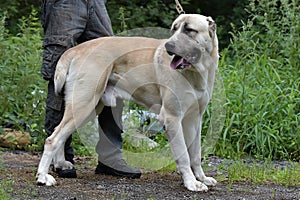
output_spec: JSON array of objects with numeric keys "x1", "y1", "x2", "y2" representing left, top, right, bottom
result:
[{"x1": 36, "y1": 14, "x2": 219, "y2": 192}]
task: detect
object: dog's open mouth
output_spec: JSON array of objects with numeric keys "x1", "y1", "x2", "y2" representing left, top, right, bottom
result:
[{"x1": 170, "y1": 55, "x2": 192, "y2": 70}]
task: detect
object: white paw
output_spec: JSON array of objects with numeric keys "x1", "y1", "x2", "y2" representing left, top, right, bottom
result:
[
  {"x1": 36, "y1": 173, "x2": 57, "y2": 186},
  {"x1": 203, "y1": 176, "x2": 217, "y2": 186},
  {"x1": 184, "y1": 179, "x2": 208, "y2": 192},
  {"x1": 55, "y1": 161, "x2": 73, "y2": 170},
  {"x1": 64, "y1": 161, "x2": 74, "y2": 169},
  {"x1": 60, "y1": 161, "x2": 73, "y2": 169}
]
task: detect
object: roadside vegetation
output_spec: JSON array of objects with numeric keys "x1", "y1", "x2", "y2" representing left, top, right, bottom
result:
[
  {"x1": 216, "y1": 160, "x2": 300, "y2": 187},
  {"x1": 216, "y1": 0, "x2": 299, "y2": 161},
  {"x1": 0, "y1": 1, "x2": 299, "y2": 197}
]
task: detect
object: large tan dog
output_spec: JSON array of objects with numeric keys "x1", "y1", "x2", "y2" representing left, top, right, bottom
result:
[{"x1": 36, "y1": 14, "x2": 219, "y2": 192}]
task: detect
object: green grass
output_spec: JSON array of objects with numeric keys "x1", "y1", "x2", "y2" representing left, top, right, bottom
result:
[
  {"x1": 0, "y1": 157, "x2": 38, "y2": 200},
  {"x1": 0, "y1": 154, "x2": 12, "y2": 200},
  {"x1": 216, "y1": 160, "x2": 300, "y2": 187},
  {"x1": 0, "y1": 179, "x2": 12, "y2": 200},
  {"x1": 215, "y1": 0, "x2": 300, "y2": 160},
  {"x1": 157, "y1": 158, "x2": 300, "y2": 187},
  {"x1": 0, "y1": 174, "x2": 39, "y2": 200}
]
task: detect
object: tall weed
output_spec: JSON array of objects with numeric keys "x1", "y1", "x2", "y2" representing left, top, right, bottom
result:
[
  {"x1": 217, "y1": 0, "x2": 300, "y2": 160},
  {"x1": 0, "y1": 10, "x2": 47, "y2": 143}
]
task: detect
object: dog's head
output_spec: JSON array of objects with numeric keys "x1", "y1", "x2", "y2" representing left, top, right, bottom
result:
[{"x1": 165, "y1": 14, "x2": 219, "y2": 71}]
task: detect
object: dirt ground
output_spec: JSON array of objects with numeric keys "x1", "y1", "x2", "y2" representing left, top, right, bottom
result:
[{"x1": 0, "y1": 151, "x2": 299, "y2": 200}]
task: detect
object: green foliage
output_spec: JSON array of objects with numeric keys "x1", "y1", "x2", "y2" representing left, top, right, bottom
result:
[
  {"x1": 217, "y1": 0, "x2": 300, "y2": 160},
  {"x1": 71, "y1": 131, "x2": 94, "y2": 156},
  {"x1": 0, "y1": 10, "x2": 47, "y2": 142},
  {"x1": 0, "y1": 0, "x2": 41, "y2": 34},
  {"x1": 0, "y1": 0, "x2": 250, "y2": 49},
  {"x1": 0, "y1": 179, "x2": 12, "y2": 200},
  {"x1": 220, "y1": 160, "x2": 300, "y2": 187},
  {"x1": 106, "y1": 0, "x2": 190, "y2": 33},
  {"x1": 0, "y1": 156, "x2": 12, "y2": 200},
  {"x1": 106, "y1": 0, "x2": 249, "y2": 49},
  {"x1": 192, "y1": 0, "x2": 249, "y2": 49}
]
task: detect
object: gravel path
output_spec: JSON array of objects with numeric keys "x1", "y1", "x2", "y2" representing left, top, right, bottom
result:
[{"x1": 0, "y1": 151, "x2": 299, "y2": 200}]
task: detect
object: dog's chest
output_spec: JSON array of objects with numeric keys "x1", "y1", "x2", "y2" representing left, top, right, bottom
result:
[{"x1": 182, "y1": 70, "x2": 211, "y2": 107}]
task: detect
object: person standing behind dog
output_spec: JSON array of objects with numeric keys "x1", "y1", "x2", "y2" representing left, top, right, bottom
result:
[{"x1": 41, "y1": 0, "x2": 141, "y2": 178}]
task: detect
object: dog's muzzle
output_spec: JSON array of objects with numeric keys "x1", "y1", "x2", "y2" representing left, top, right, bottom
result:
[{"x1": 165, "y1": 40, "x2": 200, "y2": 70}]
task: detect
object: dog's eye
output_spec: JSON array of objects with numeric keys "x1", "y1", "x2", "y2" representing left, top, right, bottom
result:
[
  {"x1": 171, "y1": 23, "x2": 179, "y2": 32},
  {"x1": 185, "y1": 27, "x2": 198, "y2": 33},
  {"x1": 171, "y1": 26, "x2": 178, "y2": 33}
]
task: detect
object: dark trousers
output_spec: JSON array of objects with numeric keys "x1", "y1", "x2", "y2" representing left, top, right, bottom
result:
[{"x1": 42, "y1": 0, "x2": 122, "y2": 162}]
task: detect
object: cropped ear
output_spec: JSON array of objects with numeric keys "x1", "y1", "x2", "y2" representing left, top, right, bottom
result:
[{"x1": 207, "y1": 17, "x2": 216, "y2": 38}]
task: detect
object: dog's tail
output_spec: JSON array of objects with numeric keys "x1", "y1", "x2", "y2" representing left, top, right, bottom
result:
[{"x1": 54, "y1": 51, "x2": 73, "y2": 96}]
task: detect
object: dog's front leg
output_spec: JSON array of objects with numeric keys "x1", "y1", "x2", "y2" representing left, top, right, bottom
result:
[
  {"x1": 163, "y1": 115, "x2": 208, "y2": 192},
  {"x1": 184, "y1": 116, "x2": 217, "y2": 187}
]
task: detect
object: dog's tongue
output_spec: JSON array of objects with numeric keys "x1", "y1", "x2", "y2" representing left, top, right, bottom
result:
[{"x1": 170, "y1": 55, "x2": 184, "y2": 69}]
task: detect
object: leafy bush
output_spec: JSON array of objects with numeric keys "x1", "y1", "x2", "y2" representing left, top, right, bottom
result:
[
  {"x1": 0, "y1": 10, "x2": 47, "y2": 147},
  {"x1": 107, "y1": 0, "x2": 191, "y2": 33},
  {"x1": 217, "y1": 0, "x2": 300, "y2": 160}
]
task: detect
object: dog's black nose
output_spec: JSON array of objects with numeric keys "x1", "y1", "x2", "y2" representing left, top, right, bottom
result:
[
  {"x1": 165, "y1": 41, "x2": 175, "y2": 55},
  {"x1": 167, "y1": 51, "x2": 174, "y2": 56}
]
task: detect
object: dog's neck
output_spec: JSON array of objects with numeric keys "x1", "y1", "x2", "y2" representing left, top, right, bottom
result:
[{"x1": 181, "y1": 67, "x2": 210, "y2": 93}]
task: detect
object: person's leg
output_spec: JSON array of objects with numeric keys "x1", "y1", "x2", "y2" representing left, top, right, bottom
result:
[
  {"x1": 44, "y1": 82, "x2": 77, "y2": 178},
  {"x1": 96, "y1": 100, "x2": 141, "y2": 178},
  {"x1": 81, "y1": 0, "x2": 141, "y2": 178},
  {"x1": 41, "y1": 0, "x2": 89, "y2": 177},
  {"x1": 44, "y1": 81, "x2": 74, "y2": 162},
  {"x1": 96, "y1": 101, "x2": 123, "y2": 165}
]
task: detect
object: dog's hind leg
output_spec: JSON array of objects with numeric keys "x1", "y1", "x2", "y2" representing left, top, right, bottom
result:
[
  {"x1": 36, "y1": 60, "x2": 112, "y2": 186},
  {"x1": 36, "y1": 121, "x2": 73, "y2": 186},
  {"x1": 52, "y1": 140, "x2": 74, "y2": 172},
  {"x1": 36, "y1": 96, "x2": 101, "y2": 186},
  {"x1": 52, "y1": 101, "x2": 105, "y2": 177}
]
